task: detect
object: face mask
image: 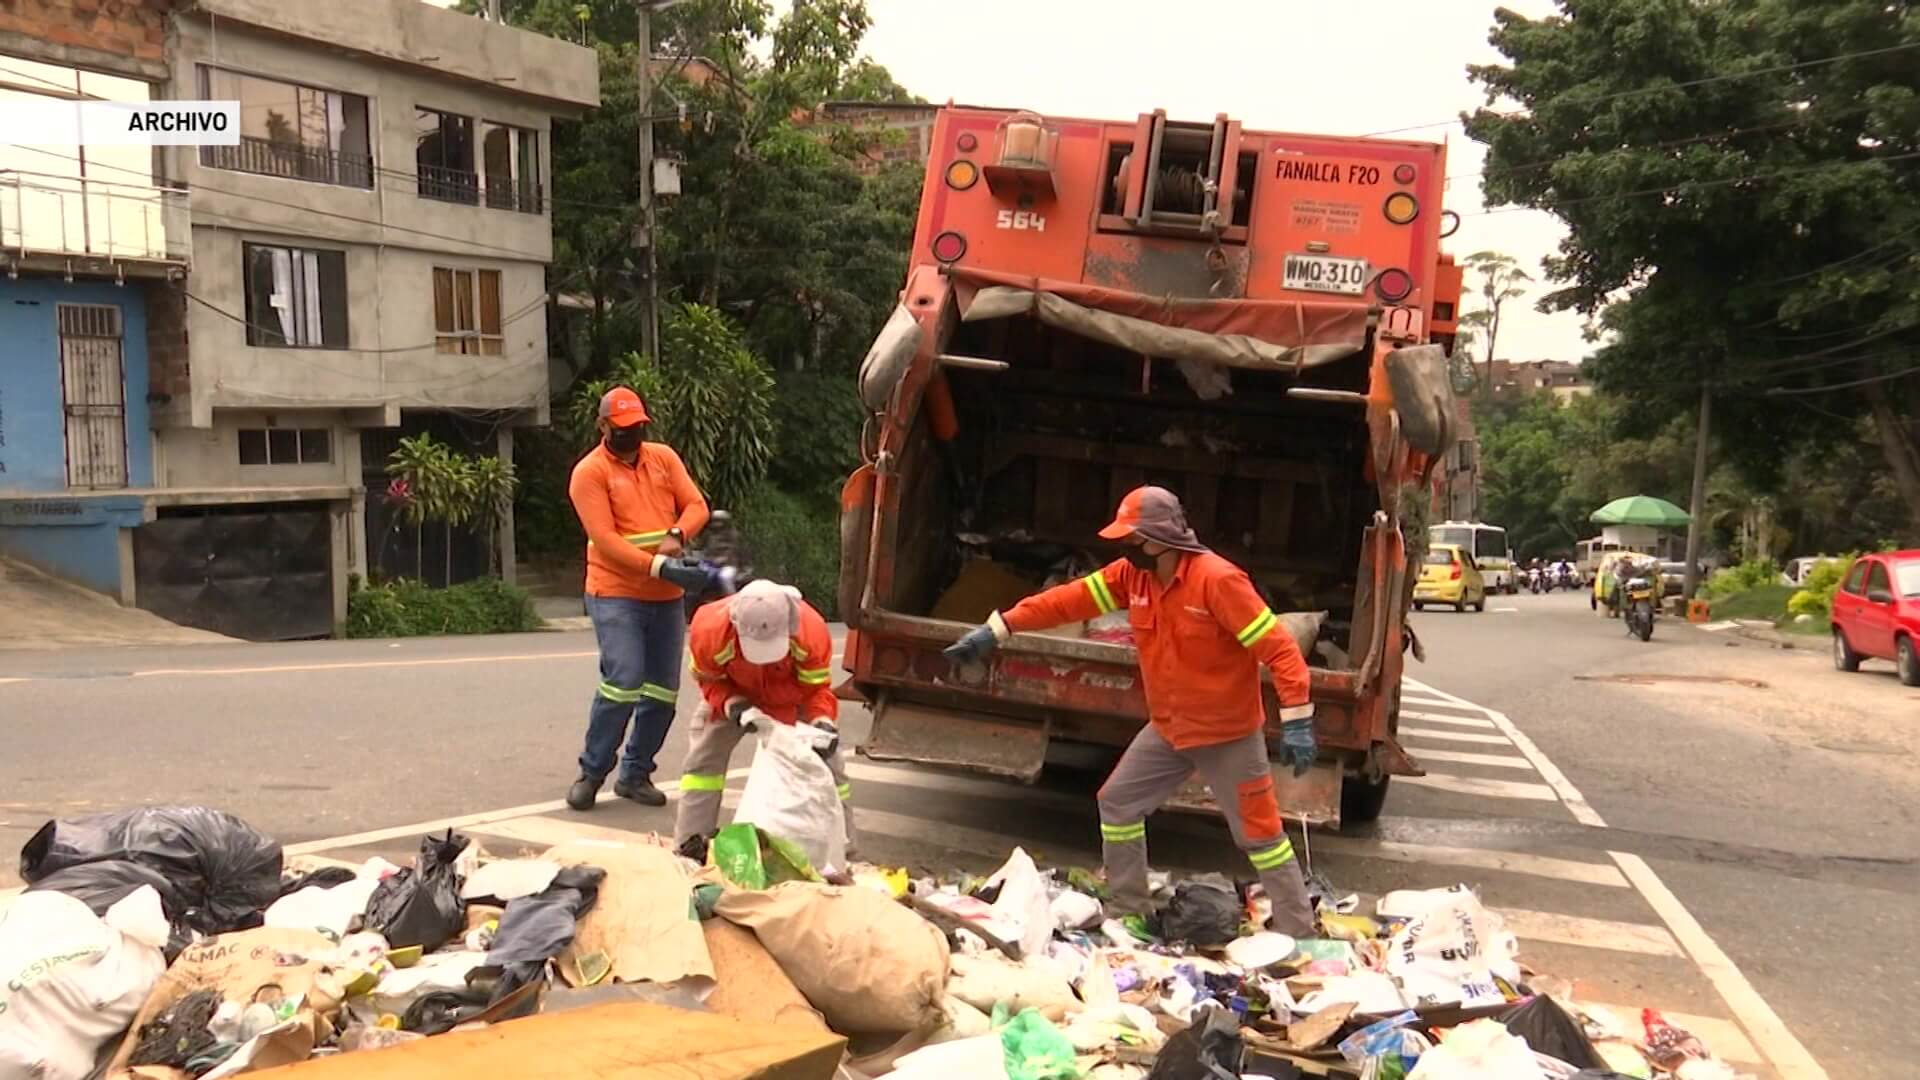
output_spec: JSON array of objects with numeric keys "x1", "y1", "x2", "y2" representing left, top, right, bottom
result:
[
  {"x1": 1123, "y1": 547, "x2": 1160, "y2": 571},
  {"x1": 605, "y1": 425, "x2": 647, "y2": 454}
]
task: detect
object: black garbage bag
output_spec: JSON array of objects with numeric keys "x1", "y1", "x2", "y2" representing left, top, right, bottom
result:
[
  {"x1": 20, "y1": 806, "x2": 282, "y2": 934},
  {"x1": 364, "y1": 830, "x2": 470, "y2": 952},
  {"x1": 277, "y1": 865, "x2": 358, "y2": 898},
  {"x1": 485, "y1": 865, "x2": 605, "y2": 1002},
  {"x1": 26, "y1": 859, "x2": 184, "y2": 917},
  {"x1": 1503, "y1": 995, "x2": 1606, "y2": 1069},
  {"x1": 1158, "y1": 880, "x2": 1241, "y2": 947},
  {"x1": 1146, "y1": 1003, "x2": 1244, "y2": 1080}
]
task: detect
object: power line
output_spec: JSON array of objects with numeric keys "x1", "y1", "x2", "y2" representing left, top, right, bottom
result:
[
  {"x1": 1764, "y1": 363, "x2": 1920, "y2": 395},
  {"x1": 1460, "y1": 149, "x2": 1920, "y2": 218},
  {"x1": 1365, "y1": 40, "x2": 1920, "y2": 138}
]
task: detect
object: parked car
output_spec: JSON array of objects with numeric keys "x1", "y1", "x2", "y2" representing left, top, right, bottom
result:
[
  {"x1": 1659, "y1": 561, "x2": 1689, "y2": 598},
  {"x1": 1782, "y1": 555, "x2": 1841, "y2": 587},
  {"x1": 1414, "y1": 544, "x2": 1487, "y2": 613},
  {"x1": 1831, "y1": 551, "x2": 1920, "y2": 687}
]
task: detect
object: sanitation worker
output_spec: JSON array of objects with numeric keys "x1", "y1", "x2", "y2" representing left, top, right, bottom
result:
[
  {"x1": 565, "y1": 386, "x2": 716, "y2": 811},
  {"x1": 674, "y1": 579, "x2": 855, "y2": 853},
  {"x1": 944, "y1": 486, "x2": 1318, "y2": 936}
]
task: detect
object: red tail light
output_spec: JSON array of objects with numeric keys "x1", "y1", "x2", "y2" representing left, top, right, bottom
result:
[
  {"x1": 1374, "y1": 267, "x2": 1414, "y2": 302},
  {"x1": 931, "y1": 230, "x2": 967, "y2": 263},
  {"x1": 1450, "y1": 566, "x2": 1462, "y2": 580}
]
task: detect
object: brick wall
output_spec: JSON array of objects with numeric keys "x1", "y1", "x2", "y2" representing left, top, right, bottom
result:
[
  {"x1": 0, "y1": 0, "x2": 173, "y2": 78},
  {"x1": 143, "y1": 278, "x2": 191, "y2": 421}
]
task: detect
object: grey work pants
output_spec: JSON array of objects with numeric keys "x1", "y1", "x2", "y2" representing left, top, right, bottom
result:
[
  {"x1": 672, "y1": 709, "x2": 857, "y2": 852},
  {"x1": 1096, "y1": 723, "x2": 1316, "y2": 937}
]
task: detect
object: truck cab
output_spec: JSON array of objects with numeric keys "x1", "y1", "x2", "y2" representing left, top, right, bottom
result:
[{"x1": 838, "y1": 107, "x2": 1463, "y2": 823}]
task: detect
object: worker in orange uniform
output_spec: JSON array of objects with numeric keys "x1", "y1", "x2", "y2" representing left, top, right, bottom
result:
[
  {"x1": 945, "y1": 486, "x2": 1318, "y2": 936},
  {"x1": 566, "y1": 387, "x2": 717, "y2": 811},
  {"x1": 673, "y1": 579, "x2": 855, "y2": 852}
]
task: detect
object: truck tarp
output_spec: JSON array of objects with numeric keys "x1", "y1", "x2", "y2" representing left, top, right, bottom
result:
[{"x1": 948, "y1": 267, "x2": 1370, "y2": 372}]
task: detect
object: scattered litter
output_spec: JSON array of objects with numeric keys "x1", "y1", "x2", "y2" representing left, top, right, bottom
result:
[
  {"x1": 1158, "y1": 878, "x2": 1240, "y2": 946},
  {"x1": 363, "y1": 830, "x2": 469, "y2": 952},
  {"x1": 1223, "y1": 931, "x2": 1294, "y2": 970}
]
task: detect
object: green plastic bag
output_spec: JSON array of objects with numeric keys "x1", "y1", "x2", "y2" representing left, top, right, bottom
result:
[
  {"x1": 994, "y1": 1004, "x2": 1081, "y2": 1080},
  {"x1": 710, "y1": 823, "x2": 821, "y2": 890}
]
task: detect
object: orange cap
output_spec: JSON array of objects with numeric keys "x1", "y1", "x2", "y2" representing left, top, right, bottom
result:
[
  {"x1": 598, "y1": 386, "x2": 650, "y2": 428},
  {"x1": 1099, "y1": 486, "x2": 1208, "y2": 551}
]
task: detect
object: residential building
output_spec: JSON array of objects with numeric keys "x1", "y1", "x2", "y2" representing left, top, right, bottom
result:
[
  {"x1": 0, "y1": 0, "x2": 598, "y2": 639},
  {"x1": 812, "y1": 100, "x2": 938, "y2": 175},
  {"x1": 1434, "y1": 398, "x2": 1480, "y2": 523},
  {"x1": 1489, "y1": 358, "x2": 1590, "y2": 401}
]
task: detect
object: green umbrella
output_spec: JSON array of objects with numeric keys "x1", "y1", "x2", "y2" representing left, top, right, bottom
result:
[{"x1": 1590, "y1": 495, "x2": 1691, "y2": 528}]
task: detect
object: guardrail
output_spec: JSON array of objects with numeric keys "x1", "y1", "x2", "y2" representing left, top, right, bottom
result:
[
  {"x1": 200, "y1": 136, "x2": 375, "y2": 189},
  {"x1": 0, "y1": 170, "x2": 190, "y2": 264}
]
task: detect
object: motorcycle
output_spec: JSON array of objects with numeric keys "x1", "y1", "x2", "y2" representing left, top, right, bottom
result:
[
  {"x1": 1527, "y1": 567, "x2": 1545, "y2": 594},
  {"x1": 1623, "y1": 574, "x2": 1657, "y2": 641},
  {"x1": 1555, "y1": 566, "x2": 1579, "y2": 591}
]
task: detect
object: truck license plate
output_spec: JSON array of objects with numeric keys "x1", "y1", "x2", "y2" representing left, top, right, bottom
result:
[{"x1": 1283, "y1": 253, "x2": 1369, "y2": 296}]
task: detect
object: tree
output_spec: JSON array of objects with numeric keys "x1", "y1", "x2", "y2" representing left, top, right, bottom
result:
[
  {"x1": 1458, "y1": 250, "x2": 1533, "y2": 400},
  {"x1": 1464, "y1": 0, "x2": 1920, "y2": 532}
]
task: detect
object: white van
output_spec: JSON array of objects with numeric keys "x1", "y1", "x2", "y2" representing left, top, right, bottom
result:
[{"x1": 1430, "y1": 522, "x2": 1514, "y2": 594}]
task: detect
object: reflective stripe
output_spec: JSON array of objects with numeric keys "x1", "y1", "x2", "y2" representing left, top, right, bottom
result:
[
  {"x1": 687, "y1": 649, "x2": 717, "y2": 678},
  {"x1": 639, "y1": 682, "x2": 678, "y2": 704},
  {"x1": 597, "y1": 681, "x2": 644, "y2": 704},
  {"x1": 1100, "y1": 821, "x2": 1146, "y2": 842},
  {"x1": 586, "y1": 529, "x2": 670, "y2": 550},
  {"x1": 790, "y1": 639, "x2": 809, "y2": 661},
  {"x1": 714, "y1": 642, "x2": 736, "y2": 665},
  {"x1": 836, "y1": 783, "x2": 852, "y2": 801},
  {"x1": 1236, "y1": 608, "x2": 1278, "y2": 647},
  {"x1": 1084, "y1": 573, "x2": 1119, "y2": 615},
  {"x1": 1248, "y1": 840, "x2": 1296, "y2": 870},
  {"x1": 680, "y1": 773, "x2": 727, "y2": 792},
  {"x1": 796, "y1": 667, "x2": 832, "y2": 685}
]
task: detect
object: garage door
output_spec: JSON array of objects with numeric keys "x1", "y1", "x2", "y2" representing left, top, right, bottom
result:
[{"x1": 134, "y1": 503, "x2": 333, "y2": 640}]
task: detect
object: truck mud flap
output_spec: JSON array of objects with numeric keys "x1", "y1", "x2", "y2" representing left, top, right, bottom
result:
[
  {"x1": 1164, "y1": 759, "x2": 1343, "y2": 826},
  {"x1": 858, "y1": 698, "x2": 1049, "y2": 782}
]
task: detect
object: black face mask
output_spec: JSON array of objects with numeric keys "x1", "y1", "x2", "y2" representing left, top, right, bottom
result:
[
  {"x1": 605, "y1": 425, "x2": 647, "y2": 454},
  {"x1": 1122, "y1": 547, "x2": 1160, "y2": 571}
]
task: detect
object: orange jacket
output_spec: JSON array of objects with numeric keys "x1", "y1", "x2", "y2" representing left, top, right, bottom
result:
[
  {"x1": 1001, "y1": 551, "x2": 1312, "y2": 749},
  {"x1": 569, "y1": 442, "x2": 710, "y2": 601},
  {"x1": 687, "y1": 595, "x2": 838, "y2": 725}
]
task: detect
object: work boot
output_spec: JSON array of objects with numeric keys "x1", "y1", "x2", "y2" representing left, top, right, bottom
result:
[
  {"x1": 614, "y1": 777, "x2": 668, "y2": 807},
  {"x1": 566, "y1": 775, "x2": 602, "y2": 812}
]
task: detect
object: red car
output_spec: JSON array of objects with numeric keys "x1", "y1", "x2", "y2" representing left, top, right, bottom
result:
[{"x1": 1832, "y1": 550, "x2": 1920, "y2": 687}]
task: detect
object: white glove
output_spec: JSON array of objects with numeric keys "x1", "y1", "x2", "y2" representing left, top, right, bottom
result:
[{"x1": 736, "y1": 706, "x2": 775, "y2": 733}]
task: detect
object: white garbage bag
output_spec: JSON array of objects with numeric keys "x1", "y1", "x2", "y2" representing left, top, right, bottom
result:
[
  {"x1": 1386, "y1": 887, "x2": 1520, "y2": 1008},
  {"x1": 733, "y1": 720, "x2": 847, "y2": 872},
  {"x1": 263, "y1": 857, "x2": 399, "y2": 937},
  {"x1": 0, "y1": 885, "x2": 169, "y2": 1080},
  {"x1": 984, "y1": 847, "x2": 1053, "y2": 960},
  {"x1": 1407, "y1": 1018, "x2": 1548, "y2": 1079}
]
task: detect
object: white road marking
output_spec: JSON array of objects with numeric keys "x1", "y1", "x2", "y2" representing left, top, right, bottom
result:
[
  {"x1": 1583, "y1": 1004, "x2": 1761, "y2": 1066},
  {"x1": 1398, "y1": 696, "x2": 1458, "y2": 709},
  {"x1": 1492, "y1": 907, "x2": 1683, "y2": 957},
  {"x1": 1308, "y1": 836, "x2": 1629, "y2": 888},
  {"x1": 1398, "y1": 773, "x2": 1560, "y2": 802},
  {"x1": 1405, "y1": 676, "x2": 1828, "y2": 1078},
  {"x1": 468, "y1": 815, "x2": 661, "y2": 849},
  {"x1": 1399, "y1": 726, "x2": 1514, "y2": 745},
  {"x1": 125, "y1": 651, "x2": 599, "y2": 681},
  {"x1": 1492, "y1": 606, "x2": 1519, "y2": 612},
  {"x1": 1400, "y1": 709, "x2": 1497, "y2": 729},
  {"x1": 1402, "y1": 747, "x2": 1537, "y2": 770}
]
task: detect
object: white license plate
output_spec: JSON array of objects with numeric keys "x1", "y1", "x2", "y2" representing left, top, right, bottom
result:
[{"x1": 1283, "y1": 253, "x2": 1369, "y2": 296}]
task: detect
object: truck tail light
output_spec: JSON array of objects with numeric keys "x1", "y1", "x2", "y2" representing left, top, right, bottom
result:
[
  {"x1": 1383, "y1": 192, "x2": 1419, "y2": 224},
  {"x1": 1374, "y1": 267, "x2": 1414, "y2": 302},
  {"x1": 945, "y1": 159, "x2": 979, "y2": 190},
  {"x1": 931, "y1": 230, "x2": 967, "y2": 263},
  {"x1": 1450, "y1": 566, "x2": 1462, "y2": 580},
  {"x1": 1394, "y1": 163, "x2": 1417, "y2": 184}
]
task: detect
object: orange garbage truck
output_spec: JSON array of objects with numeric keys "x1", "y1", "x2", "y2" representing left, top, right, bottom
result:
[{"x1": 838, "y1": 107, "x2": 1464, "y2": 823}]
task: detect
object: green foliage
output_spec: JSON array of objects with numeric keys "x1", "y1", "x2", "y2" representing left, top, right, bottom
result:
[
  {"x1": 1706, "y1": 558, "x2": 1781, "y2": 600},
  {"x1": 769, "y1": 369, "x2": 866, "y2": 502},
  {"x1": 733, "y1": 482, "x2": 841, "y2": 618},
  {"x1": 1787, "y1": 555, "x2": 1858, "y2": 619},
  {"x1": 347, "y1": 577, "x2": 542, "y2": 638},
  {"x1": 1708, "y1": 583, "x2": 1796, "y2": 623},
  {"x1": 386, "y1": 434, "x2": 521, "y2": 576}
]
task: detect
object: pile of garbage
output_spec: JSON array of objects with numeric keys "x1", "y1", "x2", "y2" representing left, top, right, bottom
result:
[{"x1": 0, "y1": 803, "x2": 1753, "y2": 1080}]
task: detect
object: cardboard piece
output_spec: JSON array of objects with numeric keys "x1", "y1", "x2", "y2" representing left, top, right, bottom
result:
[
  {"x1": 701, "y1": 919, "x2": 828, "y2": 1032},
  {"x1": 248, "y1": 1001, "x2": 846, "y2": 1079},
  {"x1": 1286, "y1": 1001, "x2": 1356, "y2": 1051},
  {"x1": 107, "y1": 927, "x2": 338, "y2": 1076},
  {"x1": 545, "y1": 840, "x2": 715, "y2": 988}
]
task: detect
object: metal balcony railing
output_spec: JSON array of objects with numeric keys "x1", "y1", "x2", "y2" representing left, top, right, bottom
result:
[
  {"x1": 199, "y1": 136, "x2": 375, "y2": 189},
  {"x1": 0, "y1": 170, "x2": 191, "y2": 264},
  {"x1": 483, "y1": 178, "x2": 545, "y2": 214},
  {"x1": 418, "y1": 163, "x2": 480, "y2": 205}
]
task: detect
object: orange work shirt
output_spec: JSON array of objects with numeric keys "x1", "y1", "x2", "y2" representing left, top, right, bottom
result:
[
  {"x1": 687, "y1": 595, "x2": 838, "y2": 725},
  {"x1": 569, "y1": 442, "x2": 710, "y2": 601},
  {"x1": 1001, "y1": 551, "x2": 1312, "y2": 749}
]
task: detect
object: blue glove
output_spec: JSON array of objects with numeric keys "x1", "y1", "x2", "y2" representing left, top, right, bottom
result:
[
  {"x1": 942, "y1": 624, "x2": 1001, "y2": 665},
  {"x1": 1278, "y1": 717, "x2": 1317, "y2": 778},
  {"x1": 657, "y1": 556, "x2": 717, "y2": 594}
]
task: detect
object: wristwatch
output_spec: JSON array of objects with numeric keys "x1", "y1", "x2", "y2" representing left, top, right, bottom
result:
[{"x1": 666, "y1": 527, "x2": 685, "y2": 543}]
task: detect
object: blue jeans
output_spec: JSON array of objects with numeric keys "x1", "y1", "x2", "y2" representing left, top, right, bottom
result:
[{"x1": 578, "y1": 594, "x2": 684, "y2": 785}]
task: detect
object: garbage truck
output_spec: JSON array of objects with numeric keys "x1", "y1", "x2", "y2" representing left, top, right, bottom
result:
[{"x1": 837, "y1": 106, "x2": 1465, "y2": 823}]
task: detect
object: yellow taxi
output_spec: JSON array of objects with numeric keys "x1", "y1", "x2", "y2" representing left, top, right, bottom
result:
[{"x1": 1414, "y1": 543, "x2": 1487, "y2": 613}]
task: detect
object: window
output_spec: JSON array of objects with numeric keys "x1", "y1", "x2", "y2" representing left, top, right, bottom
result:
[
  {"x1": 481, "y1": 122, "x2": 542, "y2": 213},
  {"x1": 1423, "y1": 549, "x2": 1455, "y2": 567},
  {"x1": 1896, "y1": 561, "x2": 1920, "y2": 598},
  {"x1": 416, "y1": 107, "x2": 478, "y2": 204},
  {"x1": 198, "y1": 67, "x2": 372, "y2": 187},
  {"x1": 1867, "y1": 562, "x2": 1893, "y2": 599},
  {"x1": 243, "y1": 244, "x2": 348, "y2": 347},
  {"x1": 433, "y1": 267, "x2": 503, "y2": 354},
  {"x1": 1842, "y1": 561, "x2": 1869, "y2": 595},
  {"x1": 238, "y1": 427, "x2": 332, "y2": 465}
]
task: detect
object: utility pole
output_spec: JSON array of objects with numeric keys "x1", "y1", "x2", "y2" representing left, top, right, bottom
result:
[
  {"x1": 1682, "y1": 383, "x2": 1712, "y2": 602},
  {"x1": 633, "y1": 1, "x2": 660, "y2": 363},
  {"x1": 486, "y1": 0, "x2": 501, "y2": 20}
]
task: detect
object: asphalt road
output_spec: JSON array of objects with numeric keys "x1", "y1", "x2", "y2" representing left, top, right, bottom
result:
[{"x1": 2, "y1": 595, "x2": 1910, "y2": 1076}]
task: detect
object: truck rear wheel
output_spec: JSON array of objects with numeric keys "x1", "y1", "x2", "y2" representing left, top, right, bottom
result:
[{"x1": 1340, "y1": 774, "x2": 1390, "y2": 825}]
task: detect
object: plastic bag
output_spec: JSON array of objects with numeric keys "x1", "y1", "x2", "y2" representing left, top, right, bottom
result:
[
  {"x1": 20, "y1": 806, "x2": 282, "y2": 934},
  {"x1": 947, "y1": 952, "x2": 1080, "y2": 1014},
  {"x1": 1386, "y1": 887, "x2": 1519, "y2": 1008},
  {"x1": 264, "y1": 857, "x2": 397, "y2": 938},
  {"x1": 996, "y1": 1004, "x2": 1080, "y2": 1080},
  {"x1": 710, "y1": 822, "x2": 820, "y2": 889},
  {"x1": 1501, "y1": 996, "x2": 1604, "y2": 1069},
  {"x1": 1407, "y1": 1018, "x2": 1547, "y2": 1080},
  {"x1": 486, "y1": 864, "x2": 604, "y2": 1001},
  {"x1": 25, "y1": 860, "x2": 184, "y2": 923},
  {"x1": 1158, "y1": 880, "x2": 1240, "y2": 946},
  {"x1": 1146, "y1": 1003, "x2": 1243, "y2": 1080},
  {"x1": 733, "y1": 721, "x2": 848, "y2": 872},
  {"x1": 363, "y1": 830, "x2": 469, "y2": 952},
  {"x1": 0, "y1": 886, "x2": 169, "y2": 1080},
  {"x1": 985, "y1": 848, "x2": 1054, "y2": 960}
]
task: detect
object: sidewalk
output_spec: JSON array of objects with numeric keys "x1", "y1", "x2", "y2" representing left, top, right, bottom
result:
[{"x1": 0, "y1": 556, "x2": 230, "y2": 650}]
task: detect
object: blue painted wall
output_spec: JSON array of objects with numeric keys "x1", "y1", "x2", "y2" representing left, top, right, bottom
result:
[
  {"x1": 0, "y1": 278, "x2": 152, "y2": 492},
  {"x1": 0, "y1": 494, "x2": 146, "y2": 597}
]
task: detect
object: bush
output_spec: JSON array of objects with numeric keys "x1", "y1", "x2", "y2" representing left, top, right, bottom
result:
[
  {"x1": 733, "y1": 482, "x2": 842, "y2": 619},
  {"x1": 1786, "y1": 555, "x2": 1857, "y2": 620},
  {"x1": 348, "y1": 577, "x2": 542, "y2": 639},
  {"x1": 1705, "y1": 558, "x2": 1780, "y2": 599}
]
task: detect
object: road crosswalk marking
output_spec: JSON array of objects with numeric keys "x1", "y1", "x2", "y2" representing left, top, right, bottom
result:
[
  {"x1": 1305, "y1": 836, "x2": 1629, "y2": 888},
  {"x1": 1398, "y1": 773, "x2": 1561, "y2": 801},
  {"x1": 1399, "y1": 726, "x2": 1514, "y2": 745},
  {"x1": 1399, "y1": 709, "x2": 1498, "y2": 729},
  {"x1": 1403, "y1": 747, "x2": 1535, "y2": 770},
  {"x1": 1398, "y1": 696, "x2": 1455, "y2": 708},
  {"x1": 1492, "y1": 907, "x2": 1683, "y2": 957}
]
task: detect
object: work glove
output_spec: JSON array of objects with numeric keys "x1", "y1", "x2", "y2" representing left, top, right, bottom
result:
[
  {"x1": 1277, "y1": 716, "x2": 1317, "y2": 778},
  {"x1": 655, "y1": 556, "x2": 718, "y2": 594},
  {"x1": 725, "y1": 698, "x2": 774, "y2": 733},
  {"x1": 807, "y1": 720, "x2": 840, "y2": 759},
  {"x1": 943, "y1": 613, "x2": 1009, "y2": 665}
]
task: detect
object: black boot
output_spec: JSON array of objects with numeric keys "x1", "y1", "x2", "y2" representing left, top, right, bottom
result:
[
  {"x1": 566, "y1": 775, "x2": 602, "y2": 811},
  {"x1": 614, "y1": 777, "x2": 668, "y2": 807}
]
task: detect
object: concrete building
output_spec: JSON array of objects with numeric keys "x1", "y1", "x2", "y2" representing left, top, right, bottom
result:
[
  {"x1": 1490, "y1": 358, "x2": 1590, "y2": 402},
  {"x1": 0, "y1": 0, "x2": 598, "y2": 638},
  {"x1": 812, "y1": 101, "x2": 938, "y2": 175}
]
